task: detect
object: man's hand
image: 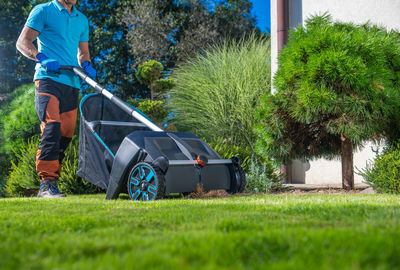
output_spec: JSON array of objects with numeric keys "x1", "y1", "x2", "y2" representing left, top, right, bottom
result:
[
  {"x1": 36, "y1": 53, "x2": 60, "y2": 73},
  {"x1": 82, "y1": 61, "x2": 96, "y2": 80}
]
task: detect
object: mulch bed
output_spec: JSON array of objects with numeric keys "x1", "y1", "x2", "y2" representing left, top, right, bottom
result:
[{"x1": 186, "y1": 184, "x2": 374, "y2": 199}]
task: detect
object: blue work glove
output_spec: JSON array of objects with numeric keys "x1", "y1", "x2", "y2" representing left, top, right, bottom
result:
[
  {"x1": 36, "y1": 53, "x2": 60, "y2": 73},
  {"x1": 81, "y1": 61, "x2": 96, "y2": 80}
]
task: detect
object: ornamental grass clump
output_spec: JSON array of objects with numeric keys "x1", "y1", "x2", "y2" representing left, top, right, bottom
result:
[{"x1": 168, "y1": 34, "x2": 270, "y2": 148}]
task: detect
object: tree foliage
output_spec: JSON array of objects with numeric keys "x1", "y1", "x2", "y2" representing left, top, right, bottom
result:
[
  {"x1": 121, "y1": 0, "x2": 257, "y2": 66},
  {"x1": 0, "y1": 0, "x2": 47, "y2": 94},
  {"x1": 255, "y1": 14, "x2": 400, "y2": 189},
  {"x1": 82, "y1": 0, "x2": 259, "y2": 98},
  {"x1": 129, "y1": 60, "x2": 174, "y2": 126},
  {"x1": 121, "y1": 0, "x2": 259, "y2": 97},
  {"x1": 136, "y1": 60, "x2": 175, "y2": 100},
  {"x1": 78, "y1": 0, "x2": 138, "y2": 98},
  {"x1": 214, "y1": 0, "x2": 257, "y2": 40},
  {"x1": 136, "y1": 61, "x2": 164, "y2": 86},
  {"x1": 1, "y1": 0, "x2": 258, "y2": 98}
]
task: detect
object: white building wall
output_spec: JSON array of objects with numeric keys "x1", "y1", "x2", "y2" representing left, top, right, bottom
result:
[
  {"x1": 270, "y1": 0, "x2": 278, "y2": 91},
  {"x1": 302, "y1": 0, "x2": 400, "y2": 30},
  {"x1": 270, "y1": 0, "x2": 400, "y2": 184}
]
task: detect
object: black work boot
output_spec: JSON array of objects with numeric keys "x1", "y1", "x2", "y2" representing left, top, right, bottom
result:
[{"x1": 37, "y1": 179, "x2": 66, "y2": 198}]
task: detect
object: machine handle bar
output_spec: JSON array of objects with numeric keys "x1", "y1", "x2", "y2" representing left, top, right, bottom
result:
[{"x1": 59, "y1": 65, "x2": 162, "y2": 132}]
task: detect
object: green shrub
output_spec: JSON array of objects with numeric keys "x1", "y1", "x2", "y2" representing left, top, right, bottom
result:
[
  {"x1": 5, "y1": 136, "x2": 103, "y2": 197},
  {"x1": 0, "y1": 175, "x2": 6, "y2": 198},
  {"x1": 0, "y1": 84, "x2": 40, "y2": 186},
  {"x1": 127, "y1": 98, "x2": 169, "y2": 126},
  {"x1": 245, "y1": 157, "x2": 286, "y2": 193},
  {"x1": 5, "y1": 137, "x2": 40, "y2": 197},
  {"x1": 359, "y1": 143, "x2": 400, "y2": 194},
  {"x1": 168, "y1": 34, "x2": 270, "y2": 148},
  {"x1": 135, "y1": 60, "x2": 175, "y2": 101},
  {"x1": 0, "y1": 84, "x2": 39, "y2": 158},
  {"x1": 0, "y1": 83, "x2": 33, "y2": 110},
  {"x1": 58, "y1": 137, "x2": 104, "y2": 195}
]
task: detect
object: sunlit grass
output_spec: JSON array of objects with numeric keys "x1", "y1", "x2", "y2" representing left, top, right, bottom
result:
[{"x1": 0, "y1": 194, "x2": 399, "y2": 269}]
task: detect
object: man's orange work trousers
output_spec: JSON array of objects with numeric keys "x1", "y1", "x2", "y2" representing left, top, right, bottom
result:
[{"x1": 35, "y1": 79, "x2": 79, "y2": 181}]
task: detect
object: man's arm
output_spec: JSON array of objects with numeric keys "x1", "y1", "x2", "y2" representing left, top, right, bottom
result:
[
  {"x1": 78, "y1": 41, "x2": 96, "y2": 80},
  {"x1": 16, "y1": 26, "x2": 40, "y2": 61},
  {"x1": 78, "y1": 41, "x2": 91, "y2": 65}
]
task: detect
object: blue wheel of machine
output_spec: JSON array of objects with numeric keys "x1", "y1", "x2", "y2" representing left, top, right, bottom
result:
[{"x1": 127, "y1": 162, "x2": 166, "y2": 201}]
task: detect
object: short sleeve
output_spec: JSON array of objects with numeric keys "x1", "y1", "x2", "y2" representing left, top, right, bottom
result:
[
  {"x1": 80, "y1": 16, "x2": 89, "y2": 42},
  {"x1": 25, "y1": 5, "x2": 46, "y2": 33}
]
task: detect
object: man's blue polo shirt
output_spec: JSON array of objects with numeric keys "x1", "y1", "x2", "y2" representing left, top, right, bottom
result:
[{"x1": 25, "y1": 0, "x2": 89, "y2": 89}]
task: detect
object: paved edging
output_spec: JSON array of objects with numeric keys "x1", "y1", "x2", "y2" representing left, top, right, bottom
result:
[{"x1": 284, "y1": 183, "x2": 370, "y2": 191}]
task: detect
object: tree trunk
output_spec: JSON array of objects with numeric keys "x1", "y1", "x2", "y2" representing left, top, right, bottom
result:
[
  {"x1": 280, "y1": 163, "x2": 292, "y2": 184},
  {"x1": 150, "y1": 81, "x2": 154, "y2": 101},
  {"x1": 341, "y1": 136, "x2": 354, "y2": 190}
]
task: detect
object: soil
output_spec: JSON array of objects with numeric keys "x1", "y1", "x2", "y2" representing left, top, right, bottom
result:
[
  {"x1": 187, "y1": 184, "x2": 230, "y2": 198},
  {"x1": 186, "y1": 184, "x2": 374, "y2": 199}
]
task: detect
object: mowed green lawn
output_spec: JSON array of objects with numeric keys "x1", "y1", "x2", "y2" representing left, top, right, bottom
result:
[{"x1": 0, "y1": 194, "x2": 399, "y2": 270}]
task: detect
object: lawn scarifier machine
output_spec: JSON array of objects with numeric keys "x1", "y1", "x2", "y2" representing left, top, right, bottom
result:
[{"x1": 60, "y1": 66, "x2": 246, "y2": 201}]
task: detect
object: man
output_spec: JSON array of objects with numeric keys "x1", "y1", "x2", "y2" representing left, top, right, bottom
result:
[{"x1": 16, "y1": 0, "x2": 96, "y2": 198}]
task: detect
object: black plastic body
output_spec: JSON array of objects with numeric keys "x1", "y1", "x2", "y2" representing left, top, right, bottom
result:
[{"x1": 105, "y1": 131, "x2": 235, "y2": 200}]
